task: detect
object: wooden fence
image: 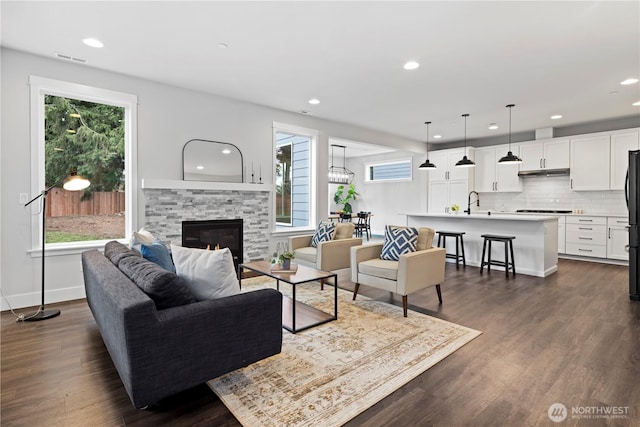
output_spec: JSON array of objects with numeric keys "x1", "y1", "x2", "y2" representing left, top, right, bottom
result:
[{"x1": 46, "y1": 188, "x2": 125, "y2": 217}]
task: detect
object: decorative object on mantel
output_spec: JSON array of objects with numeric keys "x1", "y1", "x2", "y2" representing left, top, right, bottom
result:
[
  {"x1": 418, "y1": 121, "x2": 437, "y2": 169},
  {"x1": 182, "y1": 139, "x2": 243, "y2": 183},
  {"x1": 208, "y1": 276, "x2": 481, "y2": 426},
  {"x1": 455, "y1": 113, "x2": 476, "y2": 168},
  {"x1": 498, "y1": 104, "x2": 523, "y2": 165},
  {"x1": 328, "y1": 144, "x2": 355, "y2": 184}
]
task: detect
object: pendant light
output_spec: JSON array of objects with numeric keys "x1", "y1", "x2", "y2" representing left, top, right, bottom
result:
[
  {"x1": 418, "y1": 121, "x2": 437, "y2": 169},
  {"x1": 455, "y1": 113, "x2": 475, "y2": 168},
  {"x1": 498, "y1": 104, "x2": 523, "y2": 164},
  {"x1": 328, "y1": 144, "x2": 354, "y2": 184}
]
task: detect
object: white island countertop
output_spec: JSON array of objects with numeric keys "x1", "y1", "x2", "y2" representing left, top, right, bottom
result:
[
  {"x1": 404, "y1": 212, "x2": 558, "y2": 222},
  {"x1": 405, "y1": 212, "x2": 558, "y2": 277}
]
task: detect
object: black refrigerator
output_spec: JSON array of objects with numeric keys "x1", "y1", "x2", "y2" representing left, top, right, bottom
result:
[{"x1": 628, "y1": 150, "x2": 640, "y2": 301}]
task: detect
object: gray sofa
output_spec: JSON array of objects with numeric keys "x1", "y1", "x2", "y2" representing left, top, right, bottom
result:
[{"x1": 81, "y1": 241, "x2": 282, "y2": 408}]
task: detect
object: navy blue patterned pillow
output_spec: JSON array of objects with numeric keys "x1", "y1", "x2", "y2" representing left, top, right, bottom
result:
[
  {"x1": 380, "y1": 225, "x2": 419, "y2": 260},
  {"x1": 311, "y1": 222, "x2": 336, "y2": 248}
]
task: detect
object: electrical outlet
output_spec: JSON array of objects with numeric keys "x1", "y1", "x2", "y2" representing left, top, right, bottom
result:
[{"x1": 19, "y1": 193, "x2": 28, "y2": 204}]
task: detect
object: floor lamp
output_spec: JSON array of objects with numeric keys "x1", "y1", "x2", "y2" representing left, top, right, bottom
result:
[{"x1": 24, "y1": 171, "x2": 91, "y2": 321}]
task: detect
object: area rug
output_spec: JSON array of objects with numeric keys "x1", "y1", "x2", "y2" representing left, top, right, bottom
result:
[{"x1": 207, "y1": 277, "x2": 481, "y2": 426}]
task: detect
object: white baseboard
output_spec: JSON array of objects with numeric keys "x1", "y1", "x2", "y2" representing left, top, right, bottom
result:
[{"x1": 1, "y1": 285, "x2": 86, "y2": 311}]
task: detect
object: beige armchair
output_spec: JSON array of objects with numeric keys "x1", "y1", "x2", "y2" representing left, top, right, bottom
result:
[
  {"x1": 350, "y1": 226, "x2": 446, "y2": 317},
  {"x1": 289, "y1": 223, "x2": 362, "y2": 287}
]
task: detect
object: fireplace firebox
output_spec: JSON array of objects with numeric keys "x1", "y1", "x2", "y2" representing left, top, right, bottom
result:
[{"x1": 182, "y1": 219, "x2": 243, "y2": 268}]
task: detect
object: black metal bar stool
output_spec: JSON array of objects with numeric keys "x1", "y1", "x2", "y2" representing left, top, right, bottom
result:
[
  {"x1": 480, "y1": 234, "x2": 516, "y2": 278},
  {"x1": 436, "y1": 231, "x2": 466, "y2": 269}
]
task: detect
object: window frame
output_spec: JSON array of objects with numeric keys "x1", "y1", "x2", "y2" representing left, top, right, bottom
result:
[
  {"x1": 364, "y1": 158, "x2": 413, "y2": 183},
  {"x1": 28, "y1": 76, "x2": 138, "y2": 255},
  {"x1": 272, "y1": 122, "x2": 318, "y2": 233}
]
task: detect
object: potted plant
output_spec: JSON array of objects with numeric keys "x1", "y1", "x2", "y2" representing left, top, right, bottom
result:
[
  {"x1": 272, "y1": 250, "x2": 296, "y2": 269},
  {"x1": 333, "y1": 184, "x2": 358, "y2": 214}
]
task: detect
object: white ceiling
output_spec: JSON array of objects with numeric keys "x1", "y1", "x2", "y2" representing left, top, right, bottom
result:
[{"x1": 2, "y1": 1, "x2": 639, "y2": 148}]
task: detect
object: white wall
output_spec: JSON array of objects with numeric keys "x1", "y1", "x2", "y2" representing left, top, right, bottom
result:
[
  {"x1": 329, "y1": 152, "x2": 428, "y2": 236},
  {"x1": 0, "y1": 48, "x2": 425, "y2": 309}
]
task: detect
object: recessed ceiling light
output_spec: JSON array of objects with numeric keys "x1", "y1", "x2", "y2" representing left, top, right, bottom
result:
[
  {"x1": 82, "y1": 38, "x2": 104, "y2": 48},
  {"x1": 433, "y1": 135, "x2": 442, "y2": 139},
  {"x1": 196, "y1": 165, "x2": 204, "y2": 170},
  {"x1": 488, "y1": 123, "x2": 499, "y2": 130},
  {"x1": 218, "y1": 42, "x2": 229, "y2": 49},
  {"x1": 403, "y1": 61, "x2": 420, "y2": 70},
  {"x1": 308, "y1": 98, "x2": 320, "y2": 105},
  {"x1": 550, "y1": 114, "x2": 563, "y2": 120},
  {"x1": 633, "y1": 101, "x2": 640, "y2": 106},
  {"x1": 222, "y1": 149, "x2": 231, "y2": 154},
  {"x1": 620, "y1": 78, "x2": 639, "y2": 85}
]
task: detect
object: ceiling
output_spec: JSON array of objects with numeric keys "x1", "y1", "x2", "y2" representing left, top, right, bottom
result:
[{"x1": 2, "y1": 1, "x2": 639, "y2": 147}]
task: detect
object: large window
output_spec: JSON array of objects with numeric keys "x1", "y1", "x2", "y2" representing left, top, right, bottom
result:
[
  {"x1": 273, "y1": 123, "x2": 317, "y2": 230},
  {"x1": 29, "y1": 76, "x2": 137, "y2": 250}
]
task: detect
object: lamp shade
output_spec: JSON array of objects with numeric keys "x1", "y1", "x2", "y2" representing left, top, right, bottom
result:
[
  {"x1": 419, "y1": 121, "x2": 437, "y2": 169},
  {"x1": 62, "y1": 172, "x2": 91, "y2": 191},
  {"x1": 455, "y1": 114, "x2": 475, "y2": 168},
  {"x1": 498, "y1": 104, "x2": 522, "y2": 165}
]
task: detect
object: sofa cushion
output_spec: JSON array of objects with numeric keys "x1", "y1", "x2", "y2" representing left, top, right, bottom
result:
[
  {"x1": 334, "y1": 222, "x2": 354, "y2": 240},
  {"x1": 118, "y1": 255, "x2": 196, "y2": 309},
  {"x1": 417, "y1": 227, "x2": 435, "y2": 251},
  {"x1": 129, "y1": 227, "x2": 156, "y2": 254},
  {"x1": 294, "y1": 246, "x2": 317, "y2": 264},
  {"x1": 104, "y1": 240, "x2": 139, "y2": 267},
  {"x1": 311, "y1": 222, "x2": 335, "y2": 247},
  {"x1": 380, "y1": 225, "x2": 419, "y2": 261},
  {"x1": 359, "y1": 258, "x2": 399, "y2": 281},
  {"x1": 171, "y1": 245, "x2": 240, "y2": 301},
  {"x1": 141, "y1": 240, "x2": 175, "y2": 272}
]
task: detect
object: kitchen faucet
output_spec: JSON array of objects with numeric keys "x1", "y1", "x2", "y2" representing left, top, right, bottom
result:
[{"x1": 465, "y1": 191, "x2": 479, "y2": 215}]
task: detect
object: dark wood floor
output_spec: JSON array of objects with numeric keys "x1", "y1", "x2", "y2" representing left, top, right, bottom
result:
[{"x1": 2, "y1": 259, "x2": 639, "y2": 426}]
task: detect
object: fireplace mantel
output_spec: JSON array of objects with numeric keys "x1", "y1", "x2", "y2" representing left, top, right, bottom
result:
[{"x1": 141, "y1": 179, "x2": 274, "y2": 192}]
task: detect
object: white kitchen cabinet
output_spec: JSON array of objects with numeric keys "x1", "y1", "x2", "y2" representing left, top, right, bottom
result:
[
  {"x1": 519, "y1": 138, "x2": 570, "y2": 171},
  {"x1": 557, "y1": 216, "x2": 566, "y2": 254},
  {"x1": 607, "y1": 217, "x2": 629, "y2": 260},
  {"x1": 565, "y1": 216, "x2": 607, "y2": 258},
  {"x1": 570, "y1": 135, "x2": 610, "y2": 191},
  {"x1": 610, "y1": 131, "x2": 640, "y2": 190},
  {"x1": 428, "y1": 148, "x2": 474, "y2": 213},
  {"x1": 474, "y1": 145, "x2": 522, "y2": 193}
]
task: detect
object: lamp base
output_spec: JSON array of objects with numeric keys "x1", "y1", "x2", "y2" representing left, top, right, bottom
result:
[{"x1": 24, "y1": 308, "x2": 61, "y2": 322}]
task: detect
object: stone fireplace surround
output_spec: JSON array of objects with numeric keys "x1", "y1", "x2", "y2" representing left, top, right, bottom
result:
[{"x1": 141, "y1": 180, "x2": 272, "y2": 262}]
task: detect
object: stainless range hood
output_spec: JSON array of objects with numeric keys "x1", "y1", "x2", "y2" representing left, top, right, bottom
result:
[{"x1": 518, "y1": 168, "x2": 570, "y2": 177}]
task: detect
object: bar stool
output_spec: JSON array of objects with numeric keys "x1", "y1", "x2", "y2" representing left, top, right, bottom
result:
[
  {"x1": 436, "y1": 231, "x2": 466, "y2": 269},
  {"x1": 480, "y1": 234, "x2": 516, "y2": 278}
]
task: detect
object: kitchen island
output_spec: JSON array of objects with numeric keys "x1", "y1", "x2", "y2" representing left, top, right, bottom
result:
[{"x1": 405, "y1": 212, "x2": 558, "y2": 277}]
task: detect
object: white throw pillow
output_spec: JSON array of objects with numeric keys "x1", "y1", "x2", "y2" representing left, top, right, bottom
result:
[
  {"x1": 170, "y1": 245, "x2": 240, "y2": 301},
  {"x1": 130, "y1": 227, "x2": 156, "y2": 253}
]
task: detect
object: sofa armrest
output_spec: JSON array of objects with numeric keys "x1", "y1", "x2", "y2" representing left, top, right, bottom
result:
[
  {"x1": 397, "y1": 247, "x2": 446, "y2": 295},
  {"x1": 350, "y1": 243, "x2": 383, "y2": 283},
  {"x1": 317, "y1": 237, "x2": 363, "y2": 271},
  {"x1": 289, "y1": 234, "x2": 313, "y2": 251},
  {"x1": 126, "y1": 289, "x2": 282, "y2": 408}
]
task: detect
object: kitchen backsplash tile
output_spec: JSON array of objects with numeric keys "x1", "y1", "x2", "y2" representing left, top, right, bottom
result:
[{"x1": 480, "y1": 176, "x2": 627, "y2": 214}]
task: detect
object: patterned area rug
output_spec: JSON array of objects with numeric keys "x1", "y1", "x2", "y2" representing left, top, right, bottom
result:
[{"x1": 207, "y1": 277, "x2": 481, "y2": 426}]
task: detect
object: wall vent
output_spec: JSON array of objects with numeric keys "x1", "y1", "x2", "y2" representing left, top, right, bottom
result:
[{"x1": 54, "y1": 53, "x2": 87, "y2": 63}]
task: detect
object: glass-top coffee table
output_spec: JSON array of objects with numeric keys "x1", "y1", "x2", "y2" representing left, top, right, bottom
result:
[{"x1": 238, "y1": 260, "x2": 337, "y2": 333}]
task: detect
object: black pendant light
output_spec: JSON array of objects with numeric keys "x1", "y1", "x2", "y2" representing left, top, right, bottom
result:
[
  {"x1": 418, "y1": 121, "x2": 436, "y2": 169},
  {"x1": 498, "y1": 104, "x2": 523, "y2": 164},
  {"x1": 455, "y1": 113, "x2": 475, "y2": 168}
]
